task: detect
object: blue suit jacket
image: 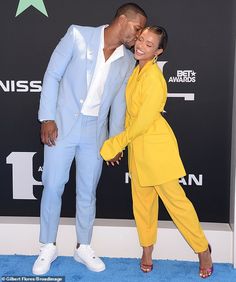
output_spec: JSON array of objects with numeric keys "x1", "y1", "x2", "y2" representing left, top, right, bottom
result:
[{"x1": 38, "y1": 25, "x2": 135, "y2": 154}]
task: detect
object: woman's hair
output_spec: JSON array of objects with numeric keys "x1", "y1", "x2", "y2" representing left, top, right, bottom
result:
[{"x1": 143, "y1": 26, "x2": 168, "y2": 51}]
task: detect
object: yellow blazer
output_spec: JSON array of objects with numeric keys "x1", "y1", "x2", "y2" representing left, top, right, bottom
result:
[{"x1": 100, "y1": 60, "x2": 186, "y2": 186}]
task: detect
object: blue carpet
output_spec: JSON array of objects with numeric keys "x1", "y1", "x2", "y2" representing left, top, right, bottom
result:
[{"x1": 0, "y1": 255, "x2": 236, "y2": 282}]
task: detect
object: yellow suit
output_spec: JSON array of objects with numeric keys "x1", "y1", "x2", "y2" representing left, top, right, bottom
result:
[
  {"x1": 101, "y1": 60, "x2": 186, "y2": 186},
  {"x1": 100, "y1": 60, "x2": 208, "y2": 252}
]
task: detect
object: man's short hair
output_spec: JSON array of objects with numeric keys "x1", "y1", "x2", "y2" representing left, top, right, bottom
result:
[{"x1": 114, "y1": 3, "x2": 147, "y2": 19}]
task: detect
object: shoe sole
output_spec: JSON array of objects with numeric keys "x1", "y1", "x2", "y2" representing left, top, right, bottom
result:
[
  {"x1": 73, "y1": 252, "x2": 105, "y2": 272},
  {"x1": 32, "y1": 253, "x2": 58, "y2": 275}
]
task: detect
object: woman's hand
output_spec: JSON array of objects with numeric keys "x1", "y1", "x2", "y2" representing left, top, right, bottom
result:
[{"x1": 106, "y1": 152, "x2": 123, "y2": 166}]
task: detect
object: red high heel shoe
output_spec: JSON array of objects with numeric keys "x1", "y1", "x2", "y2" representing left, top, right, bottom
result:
[
  {"x1": 199, "y1": 244, "x2": 213, "y2": 279},
  {"x1": 140, "y1": 245, "x2": 153, "y2": 273}
]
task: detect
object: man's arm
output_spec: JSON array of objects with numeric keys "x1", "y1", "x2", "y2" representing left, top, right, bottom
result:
[
  {"x1": 106, "y1": 58, "x2": 134, "y2": 165},
  {"x1": 38, "y1": 25, "x2": 76, "y2": 145},
  {"x1": 108, "y1": 59, "x2": 135, "y2": 138}
]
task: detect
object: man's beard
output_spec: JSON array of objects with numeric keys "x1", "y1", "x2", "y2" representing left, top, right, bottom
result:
[{"x1": 123, "y1": 40, "x2": 135, "y2": 50}]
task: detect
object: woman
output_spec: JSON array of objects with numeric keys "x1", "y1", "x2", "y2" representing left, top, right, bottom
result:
[{"x1": 100, "y1": 26, "x2": 213, "y2": 278}]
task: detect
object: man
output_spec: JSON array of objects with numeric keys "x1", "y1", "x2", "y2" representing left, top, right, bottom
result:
[{"x1": 32, "y1": 2, "x2": 147, "y2": 275}]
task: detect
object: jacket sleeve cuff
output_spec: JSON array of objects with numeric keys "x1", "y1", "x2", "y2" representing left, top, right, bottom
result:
[{"x1": 100, "y1": 139, "x2": 122, "y2": 161}]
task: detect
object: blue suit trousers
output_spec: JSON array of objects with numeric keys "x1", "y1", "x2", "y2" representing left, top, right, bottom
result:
[{"x1": 39, "y1": 115, "x2": 103, "y2": 244}]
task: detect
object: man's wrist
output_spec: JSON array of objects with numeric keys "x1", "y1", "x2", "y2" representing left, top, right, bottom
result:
[{"x1": 41, "y1": 120, "x2": 54, "y2": 124}]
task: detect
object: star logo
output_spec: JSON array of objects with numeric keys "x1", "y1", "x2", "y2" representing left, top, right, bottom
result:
[{"x1": 16, "y1": 0, "x2": 48, "y2": 17}]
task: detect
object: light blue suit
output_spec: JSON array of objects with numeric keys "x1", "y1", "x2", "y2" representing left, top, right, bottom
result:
[{"x1": 38, "y1": 25, "x2": 135, "y2": 244}]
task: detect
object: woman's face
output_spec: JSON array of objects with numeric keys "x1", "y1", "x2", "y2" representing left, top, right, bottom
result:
[{"x1": 134, "y1": 29, "x2": 163, "y2": 65}]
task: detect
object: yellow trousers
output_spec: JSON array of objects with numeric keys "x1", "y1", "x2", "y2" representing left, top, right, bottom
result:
[{"x1": 130, "y1": 158, "x2": 208, "y2": 253}]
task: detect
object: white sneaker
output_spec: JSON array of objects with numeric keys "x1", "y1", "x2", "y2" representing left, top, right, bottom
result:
[
  {"x1": 74, "y1": 244, "x2": 105, "y2": 272},
  {"x1": 32, "y1": 243, "x2": 58, "y2": 275}
]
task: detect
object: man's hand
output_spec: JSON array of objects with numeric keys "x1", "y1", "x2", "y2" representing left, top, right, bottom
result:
[
  {"x1": 41, "y1": 120, "x2": 58, "y2": 146},
  {"x1": 106, "y1": 151, "x2": 123, "y2": 166}
]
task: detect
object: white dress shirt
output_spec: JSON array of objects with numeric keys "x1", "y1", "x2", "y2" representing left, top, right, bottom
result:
[{"x1": 81, "y1": 25, "x2": 124, "y2": 116}]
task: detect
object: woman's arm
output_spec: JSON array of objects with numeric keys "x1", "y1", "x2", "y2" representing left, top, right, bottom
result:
[{"x1": 100, "y1": 71, "x2": 166, "y2": 161}]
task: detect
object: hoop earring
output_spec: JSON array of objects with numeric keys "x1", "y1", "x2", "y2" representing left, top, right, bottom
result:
[{"x1": 153, "y1": 55, "x2": 158, "y2": 64}]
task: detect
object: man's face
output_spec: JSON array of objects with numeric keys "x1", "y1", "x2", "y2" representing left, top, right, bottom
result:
[{"x1": 120, "y1": 13, "x2": 146, "y2": 48}]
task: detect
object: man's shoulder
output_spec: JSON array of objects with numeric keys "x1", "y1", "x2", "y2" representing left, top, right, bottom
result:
[
  {"x1": 67, "y1": 24, "x2": 103, "y2": 35},
  {"x1": 123, "y1": 48, "x2": 136, "y2": 66},
  {"x1": 64, "y1": 24, "x2": 104, "y2": 44}
]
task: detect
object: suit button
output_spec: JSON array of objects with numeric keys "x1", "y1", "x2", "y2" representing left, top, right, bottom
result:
[
  {"x1": 74, "y1": 113, "x2": 79, "y2": 117},
  {"x1": 80, "y1": 99, "x2": 84, "y2": 104}
]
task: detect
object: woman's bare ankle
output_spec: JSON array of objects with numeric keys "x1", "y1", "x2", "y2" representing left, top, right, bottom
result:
[{"x1": 142, "y1": 245, "x2": 153, "y2": 264}]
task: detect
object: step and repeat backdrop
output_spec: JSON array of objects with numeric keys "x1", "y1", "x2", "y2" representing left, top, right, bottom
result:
[{"x1": 0, "y1": 0, "x2": 235, "y2": 222}]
